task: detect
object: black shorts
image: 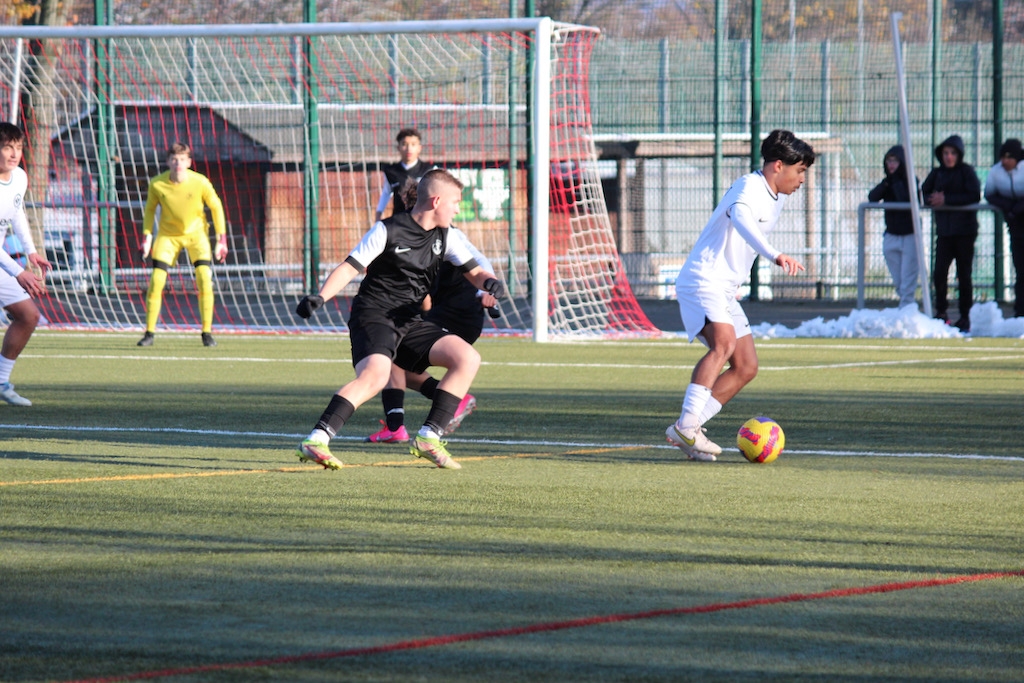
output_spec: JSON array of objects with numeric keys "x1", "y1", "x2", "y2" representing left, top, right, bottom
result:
[
  {"x1": 348, "y1": 308, "x2": 419, "y2": 367},
  {"x1": 425, "y1": 307, "x2": 484, "y2": 346},
  {"x1": 393, "y1": 320, "x2": 452, "y2": 374}
]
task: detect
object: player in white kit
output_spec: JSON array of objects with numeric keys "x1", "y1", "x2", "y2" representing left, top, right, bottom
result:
[
  {"x1": 667, "y1": 129, "x2": 815, "y2": 461},
  {"x1": 0, "y1": 122, "x2": 52, "y2": 406}
]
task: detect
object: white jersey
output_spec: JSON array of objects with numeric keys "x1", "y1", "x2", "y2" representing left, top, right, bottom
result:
[
  {"x1": 676, "y1": 170, "x2": 786, "y2": 293},
  {"x1": 0, "y1": 167, "x2": 38, "y2": 278}
]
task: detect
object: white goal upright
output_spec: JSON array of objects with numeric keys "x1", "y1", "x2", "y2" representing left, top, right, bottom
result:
[{"x1": 0, "y1": 19, "x2": 657, "y2": 340}]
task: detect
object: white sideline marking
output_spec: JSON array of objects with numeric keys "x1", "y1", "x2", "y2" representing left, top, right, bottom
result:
[
  {"x1": 2, "y1": 423, "x2": 1021, "y2": 463},
  {"x1": 17, "y1": 352, "x2": 1024, "y2": 372}
]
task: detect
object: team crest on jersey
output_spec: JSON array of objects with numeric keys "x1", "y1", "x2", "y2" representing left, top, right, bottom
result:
[
  {"x1": 14, "y1": 194, "x2": 21, "y2": 210},
  {"x1": 433, "y1": 238, "x2": 442, "y2": 255}
]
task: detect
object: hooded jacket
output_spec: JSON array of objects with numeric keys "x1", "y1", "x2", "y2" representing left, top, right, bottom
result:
[
  {"x1": 921, "y1": 135, "x2": 981, "y2": 237},
  {"x1": 984, "y1": 138, "x2": 1024, "y2": 234},
  {"x1": 867, "y1": 145, "x2": 920, "y2": 236}
]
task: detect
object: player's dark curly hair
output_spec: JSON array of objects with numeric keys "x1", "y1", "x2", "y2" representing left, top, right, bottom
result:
[
  {"x1": 0, "y1": 122, "x2": 26, "y2": 146},
  {"x1": 396, "y1": 127, "x2": 422, "y2": 144},
  {"x1": 761, "y1": 129, "x2": 816, "y2": 167}
]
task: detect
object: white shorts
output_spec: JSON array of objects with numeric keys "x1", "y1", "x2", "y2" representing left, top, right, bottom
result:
[
  {"x1": 676, "y1": 283, "x2": 751, "y2": 344},
  {"x1": 0, "y1": 271, "x2": 30, "y2": 308}
]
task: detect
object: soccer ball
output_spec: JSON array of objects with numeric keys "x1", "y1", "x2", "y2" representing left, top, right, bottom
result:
[{"x1": 737, "y1": 417, "x2": 785, "y2": 463}]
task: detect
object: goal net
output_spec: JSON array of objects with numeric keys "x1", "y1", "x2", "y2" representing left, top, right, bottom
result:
[{"x1": 0, "y1": 19, "x2": 657, "y2": 340}]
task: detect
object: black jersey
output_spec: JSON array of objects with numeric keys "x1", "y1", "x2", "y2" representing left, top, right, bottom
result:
[
  {"x1": 382, "y1": 160, "x2": 434, "y2": 214},
  {"x1": 345, "y1": 212, "x2": 478, "y2": 321}
]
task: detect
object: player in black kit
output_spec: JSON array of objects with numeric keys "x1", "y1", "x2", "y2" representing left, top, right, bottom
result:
[
  {"x1": 295, "y1": 169, "x2": 504, "y2": 470},
  {"x1": 367, "y1": 180, "x2": 498, "y2": 443},
  {"x1": 374, "y1": 128, "x2": 434, "y2": 222}
]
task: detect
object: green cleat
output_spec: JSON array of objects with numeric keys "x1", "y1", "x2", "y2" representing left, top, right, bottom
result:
[
  {"x1": 296, "y1": 437, "x2": 342, "y2": 470},
  {"x1": 409, "y1": 435, "x2": 462, "y2": 469}
]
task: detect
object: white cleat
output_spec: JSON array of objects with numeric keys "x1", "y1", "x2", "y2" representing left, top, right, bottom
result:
[
  {"x1": 665, "y1": 423, "x2": 719, "y2": 462},
  {"x1": 0, "y1": 382, "x2": 31, "y2": 406}
]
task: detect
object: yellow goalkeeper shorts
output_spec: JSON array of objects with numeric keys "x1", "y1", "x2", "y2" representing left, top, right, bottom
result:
[{"x1": 150, "y1": 231, "x2": 213, "y2": 267}]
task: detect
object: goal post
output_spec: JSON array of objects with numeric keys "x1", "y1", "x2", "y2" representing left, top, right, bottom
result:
[{"x1": 0, "y1": 19, "x2": 657, "y2": 340}]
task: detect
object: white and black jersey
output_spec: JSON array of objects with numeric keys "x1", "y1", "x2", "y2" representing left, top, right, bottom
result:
[
  {"x1": 345, "y1": 212, "x2": 479, "y2": 321},
  {"x1": 376, "y1": 160, "x2": 435, "y2": 215},
  {"x1": 0, "y1": 166, "x2": 37, "y2": 278}
]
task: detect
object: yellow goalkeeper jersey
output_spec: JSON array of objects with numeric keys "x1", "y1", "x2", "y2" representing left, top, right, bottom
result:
[{"x1": 142, "y1": 169, "x2": 226, "y2": 238}]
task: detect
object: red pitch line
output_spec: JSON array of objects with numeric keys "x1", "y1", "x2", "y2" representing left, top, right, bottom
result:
[{"x1": 65, "y1": 570, "x2": 1024, "y2": 683}]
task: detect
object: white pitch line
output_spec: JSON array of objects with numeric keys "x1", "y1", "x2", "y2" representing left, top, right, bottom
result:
[
  {"x1": 2, "y1": 423, "x2": 1021, "y2": 463},
  {"x1": 16, "y1": 353, "x2": 1024, "y2": 372}
]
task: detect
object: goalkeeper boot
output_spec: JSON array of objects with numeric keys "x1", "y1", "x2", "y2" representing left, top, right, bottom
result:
[
  {"x1": 366, "y1": 421, "x2": 410, "y2": 443},
  {"x1": 201, "y1": 332, "x2": 217, "y2": 347},
  {"x1": 0, "y1": 382, "x2": 31, "y2": 406},
  {"x1": 441, "y1": 393, "x2": 476, "y2": 436},
  {"x1": 410, "y1": 434, "x2": 462, "y2": 469},
  {"x1": 665, "y1": 423, "x2": 720, "y2": 462},
  {"x1": 297, "y1": 437, "x2": 342, "y2": 470},
  {"x1": 137, "y1": 331, "x2": 154, "y2": 347}
]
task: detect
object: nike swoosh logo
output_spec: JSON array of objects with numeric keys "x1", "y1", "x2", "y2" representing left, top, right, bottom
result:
[
  {"x1": 672, "y1": 425, "x2": 696, "y2": 446},
  {"x1": 394, "y1": 247, "x2": 411, "y2": 253}
]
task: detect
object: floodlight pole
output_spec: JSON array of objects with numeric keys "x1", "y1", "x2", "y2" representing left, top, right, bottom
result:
[{"x1": 891, "y1": 13, "x2": 932, "y2": 317}]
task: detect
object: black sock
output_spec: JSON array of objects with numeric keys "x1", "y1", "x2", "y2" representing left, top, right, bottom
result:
[
  {"x1": 382, "y1": 389, "x2": 406, "y2": 431},
  {"x1": 418, "y1": 376, "x2": 439, "y2": 400},
  {"x1": 423, "y1": 389, "x2": 462, "y2": 435},
  {"x1": 315, "y1": 395, "x2": 355, "y2": 438}
]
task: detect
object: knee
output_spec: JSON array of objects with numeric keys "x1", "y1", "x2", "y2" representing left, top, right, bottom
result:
[
  {"x1": 11, "y1": 302, "x2": 40, "y2": 329},
  {"x1": 194, "y1": 265, "x2": 213, "y2": 292},
  {"x1": 736, "y1": 360, "x2": 759, "y2": 385},
  {"x1": 449, "y1": 344, "x2": 481, "y2": 374}
]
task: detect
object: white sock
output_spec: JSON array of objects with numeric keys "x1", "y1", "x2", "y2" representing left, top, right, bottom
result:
[
  {"x1": 678, "y1": 383, "x2": 712, "y2": 430},
  {"x1": 307, "y1": 428, "x2": 331, "y2": 443},
  {"x1": 418, "y1": 427, "x2": 440, "y2": 440},
  {"x1": 698, "y1": 397, "x2": 723, "y2": 426},
  {"x1": 0, "y1": 356, "x2": 14, "y2": 385}
]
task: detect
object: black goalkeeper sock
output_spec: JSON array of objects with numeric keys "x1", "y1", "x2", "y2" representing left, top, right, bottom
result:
[
  {"x1": 381, "y1": 389, "x2": 406, "y2": 431},
  {"x1": 418, "y1": 376, "x2": 439, "y2": 400},
  {"x1": 422, "y1": 389, "x2": 462, "y2": 435},
  {"x1": 314, "y1": 395, "x2": 355, "y2": 438}
]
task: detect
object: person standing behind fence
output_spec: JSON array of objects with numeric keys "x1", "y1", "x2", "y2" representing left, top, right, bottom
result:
[
  {"x1": 868, "y1": 145, "x2": 921, "y2": 309},
  {"x1": 137, "y1": 142, "x2": 228, "y2": 348},
  {"x1": 374, "y1": 128, "x2": 434, "y2": 223},
  {"x1": 921, "y1": 134, "x2": 981, "y2": 332},
  {"x1": 983, "y1": 138, "x2": 1024, "y2": 319}
]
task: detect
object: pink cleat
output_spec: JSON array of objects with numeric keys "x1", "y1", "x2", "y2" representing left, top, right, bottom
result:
[
  {"x1": 365, "y1": 421, "x2": 411, "y2": 443},
  {"x1": 442, "y1": 394, "x2": 476, "y2": 436}
]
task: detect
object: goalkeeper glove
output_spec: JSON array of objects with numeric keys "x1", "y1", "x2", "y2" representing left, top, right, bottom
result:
[
  {"x1": 482, "y1": 277, "x2": 506, "y2": 299},
  {"x1": 296, "y1": 294, "x2": 324, "y2": 319}
]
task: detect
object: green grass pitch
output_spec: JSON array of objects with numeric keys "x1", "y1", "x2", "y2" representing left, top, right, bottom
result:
[{"x1": 2, "y1": 331, "x2": 1022, "y2": 682}]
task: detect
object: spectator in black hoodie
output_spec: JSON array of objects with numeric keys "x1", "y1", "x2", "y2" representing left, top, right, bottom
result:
[
  {"x1": 922, "y1": 134, "x2": 981, "y2": 331},
  {"x1": 868, "y1": 145, "x2": 921, "y2": 309}
]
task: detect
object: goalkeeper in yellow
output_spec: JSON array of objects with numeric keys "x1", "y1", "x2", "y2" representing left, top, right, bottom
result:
[{"x1": 137, "y1": 143, "x2": 228, "y2": 347}]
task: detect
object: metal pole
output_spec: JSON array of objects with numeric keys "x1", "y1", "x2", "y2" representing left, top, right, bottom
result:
[
  {"x1": 530, "y1": 17, "x2": 551, "y2": 342},
  {"x1": 931, "y1": 0, "x2": 942, "y2": 154},
  {"x1": 712, "y1": 0, "x2": 726, "y2": 206},
  {"x1": 507, "y1": 0, "x2": 518, "y2": 298},
  {"x1": 302, "y1": 0, "x2": 320, "y2": 292},
  {"x1": 749, "y1": 0, "x2": 763, "y2": 300},
  {"x1": 892, "y1": 12, "x2": 932, "y2": 317},
  {"x1": 95, "y1": 0, "x2": 117, "y2": 294},
  {"x1": 9, "y1": 38, "x2": 23, "y2": 124},
  {"x1": 993, "y1": 0, "x2": 1004, "y2": 157}
]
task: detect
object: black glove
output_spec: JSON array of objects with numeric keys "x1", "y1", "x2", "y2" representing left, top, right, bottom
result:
[
  {"x1": 296, "y1": 294, "x2": 324, "y2": 319},
  {"x1": 482, "y1": 277, "x2": 505, "y2": 299},
  {"x1": 487, "y1": 301, "x2": 502, "y2": 319}
]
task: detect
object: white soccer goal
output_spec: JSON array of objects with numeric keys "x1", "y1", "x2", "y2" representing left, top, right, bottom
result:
[{"x1": 0, "y1": 19, "x2": 657, "y2": 340}]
